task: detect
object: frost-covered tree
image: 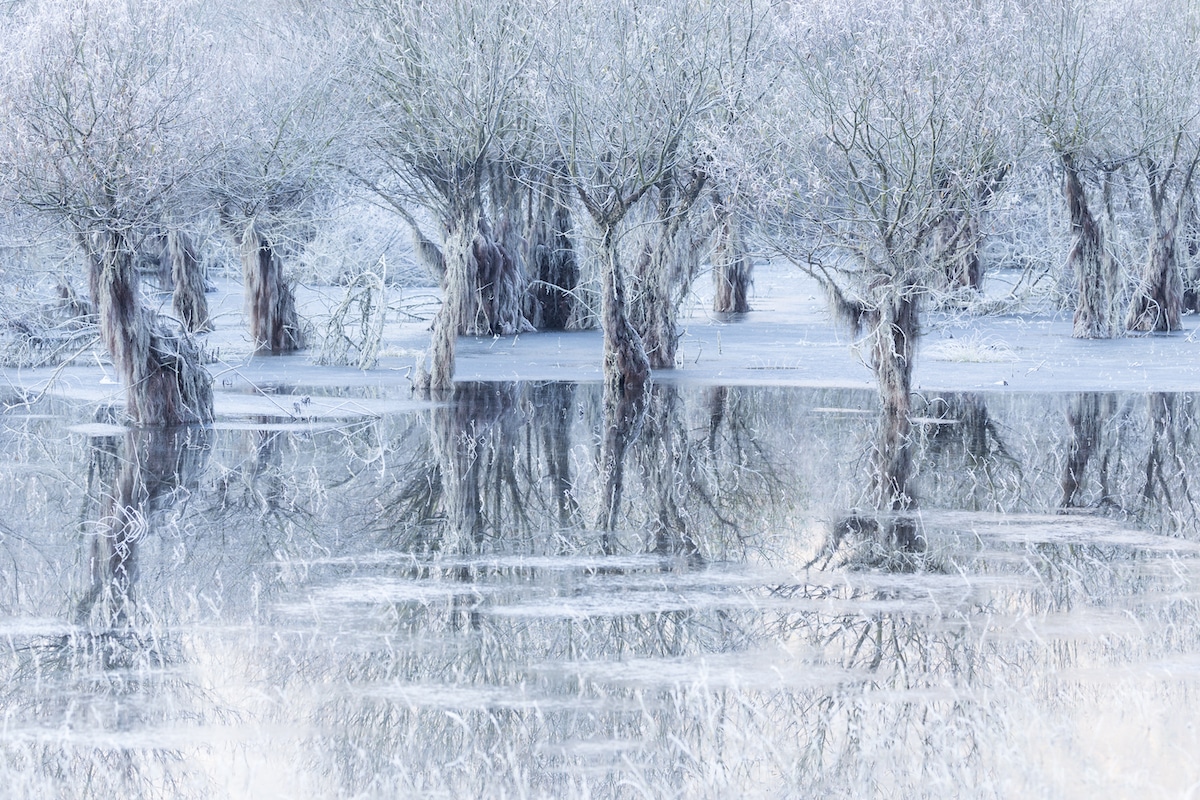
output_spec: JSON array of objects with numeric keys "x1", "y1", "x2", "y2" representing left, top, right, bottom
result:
[
  {"x1": 358, "y1": 0, "x2": 537, "y2": 392},
  {"x1": 0, "y1": 0, "x2": 213, "y2": 425},
  {"x1": 1023, "y1": 0, "x2": 1125, "y2": 338},
  {"x1": 746, "y1": 0, "x2": 1015, "y2": 508},
  {"x1": 207, "y1": 1, "x2": 354, "y2": 354},
  {"x1": 538, "y1": 0, "x2": 732, "y2": 402},
  {"x1": 1117, "y1": 1, "x2": 1200, "y2": 333}
]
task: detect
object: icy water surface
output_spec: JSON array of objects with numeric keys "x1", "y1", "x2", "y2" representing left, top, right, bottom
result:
[{"x1": 2, "y1": 384, "x2": 1200, "y2": 798}]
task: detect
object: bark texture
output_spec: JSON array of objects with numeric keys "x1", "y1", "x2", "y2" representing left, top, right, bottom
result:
[
  {"x1": 167, "y1": 229, "x2": 212, "y2": 333},
  {"x1": 711, "y1": 194, "x2": 751, "y2": 313},
  {"x1": 1062, "y1": 155, "x2": 1117, "y2": 339},
  {"x1": 1126, "y1": 155, "x2": 1190, "y2": 334},
  {"x1": 86, "y1": 231, "x2": 213, "y2": 426},
  {"x1": 629, "y1": 175, "x2": 706, "y2": 368},
  {"x1": 599, "y1": 226, "x2": 651, "y2": 407},
  {"x1": 866, "y1": 290, "x2": 919, "y2": 511},
  {"x1": 238, "y1": 224, "x2": 305, "y2": 354}
]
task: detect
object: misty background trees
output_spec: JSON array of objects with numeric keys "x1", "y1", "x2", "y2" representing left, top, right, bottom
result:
[{"x1": 2, "y1": 0, "x2": 1199, "y2": 433}]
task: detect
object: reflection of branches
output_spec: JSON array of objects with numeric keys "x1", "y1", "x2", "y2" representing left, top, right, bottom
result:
[
  {"x1": 1, "y1": 424, "x2": 216, "y2": 798},
  {"x1": 918, "y1": 392, "x2": 1023, "y2": 512},
  {"x1": 1139, "y1": 393, "x2": 1199, "y2": 528}
]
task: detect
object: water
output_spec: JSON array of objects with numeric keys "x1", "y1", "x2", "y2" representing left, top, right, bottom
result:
[{"x1": 2, "y1": 384, "x2": 1199, "y2": 798}]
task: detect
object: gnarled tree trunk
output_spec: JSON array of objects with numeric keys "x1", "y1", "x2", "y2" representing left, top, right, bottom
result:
[
  {"x1": 599, "y1": 224, "x2": 651, "y2": 408},
  {"x1": 1062, "y1": 154, "x2": 1117, "y2": 339},
  {"x1": 1127, "y1": 202, "x2": 1184, "y2": 332},
  {"x1": 629, "y1": 174, "x2": 705, "y2": 369},
  {"x1": 711, "y1": 192, "x2": 751, "y2": 314},
  {"x1": 167, "y1": 229, "x2": 212, "y2": 334},
  {"x1": 866, "y1": 289, "x2": 919, "y2": 511},
  {"x1": 85, "y1": 231, "x2": 213, "y2": 426},
  {"x1": 238, "y1": 224, "x2": 305, "y2": 354}
]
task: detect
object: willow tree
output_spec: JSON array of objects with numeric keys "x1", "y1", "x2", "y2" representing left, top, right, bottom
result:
[
  {"x1": 359, "y1": 0, "x2": 536, "y2": 392},
  {"x1": 526, "y1": 165, "x2": 582, "y2": 330},
  {"x1": 0, "y1": 0, "x2": 213, "y2": 425},
  {"x1": 207, "y1": 3, "x2": 353, "y2": 355},
  {"x1": 1119, "y1": 1, "x2": 1200, "y2": 333},
  {"x1": 1023, "y1": 0, "x2": 1125, "y2": 339},
  {"x1": 750, "y1": 0, "x2": 1015, "y2": 509},
  {"x1": 538, "y1": 0, "x2": 736, "y2": 404}
]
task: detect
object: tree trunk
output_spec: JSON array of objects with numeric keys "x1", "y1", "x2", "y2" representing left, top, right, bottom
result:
[
  {"x1": 168, "y1": 229, "x2": 212, "y2": 334},
  {"x1": 599, "y1": 225, "x2": 651, "y2": 407},
  {"x1": 711, "y1": 196, "x2": 752, "y2": 313},
  {"x1": 1062, "y1": 154, "x2": 1117, "y2": 339},
  {"x1": 481, "y1": 214, "x2": 533, "y2": 335},
  {"x1": 867, "y1": 290, "x2": 918, "y2": 511},
  {"x1": 238, "y1": 224, "x2": 305, "y2": 354},
  {"x1": 933, "y1": 210, "x2": 983, "y2": 291},
  {"x1": 86, "y1": 231, "x2": 213, "y2": 426},
  {"x1": 528, "y1": 171, "x2": 580, "y2": 330},
  {"x1": 417, "y1": 205, "x2": 477, "y2": 393},
  {"x1": 1126, "y1": 208, "x2": 1183, "y2": 332},
  {"x1": 629, "y1": 178, "x2": 704, "y2": 369}
]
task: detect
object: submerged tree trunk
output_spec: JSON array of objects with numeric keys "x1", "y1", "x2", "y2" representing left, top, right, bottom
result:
[
  {"x1": 1126, "y1": 168, "x2": 1185, "y2": 333},
  {"x1": 419, "y1": 196, "x2": 538, "y2": 392},
  {"x1": 599, "y1": 224, "x2": 651, "y2": 407},
  {"x1": 528, "y1": 170, "x2": 580, "y2": 330},
  {"x1": 629, "y1": 174, "x2": 705, "y2": 369},
  {"x1": 85, "y1": 231, "x2": 213, "y2": 426},
  {"x1": 1062, "y1": 154, "x2": 1117, "y2": 339},
  {"x1": 711, "y1": 192, "x2": 751, "y2": 314},
  {"x1": 866, "y1": 289, "x2": 919, "y2": 510},
  {"x1": 1126, "y1": 215, "x2": 1183, "y2": 332},
  {"x1": 167, "y1": 229, "x2": 212, "y2": 334},
  {"x1": 486, "y1": 160, "x2": 535, "y2": 337},
  {"x1": 238, "y1": 224, "x2": 305, "y2": 354}
]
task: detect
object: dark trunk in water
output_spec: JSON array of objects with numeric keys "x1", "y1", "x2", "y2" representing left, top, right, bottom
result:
[
  {"x1": 168, "y1": 229, "x2": 212, "y2": 334},
  {"x1": 599, "y1": 224, "x2": 651, "y2": 409},
  {"x1": 84, "y1": 230, "x2": 213, "y2": 426},
  {"x1": 238, "y1": 224, "x2": 305, "y2": 354},
  {"x1": 711, "y1": 192, "x2": 751, "y2": 313},
  {"x1": 1062, "y1": 154, "x2": 1117, "y2": 339},
  {"x1": 528, "y1": 170, "x2": 580, "y2": 330},
  {"x1": 629, "y1": 173, "x2": 706, "y2": 369},
  {"x1": 867, "y1": 290, "x2": 919, "y2": 511},
  {"x1": 1126, "y1": 157, "x2": 1189, "y2": 333}
]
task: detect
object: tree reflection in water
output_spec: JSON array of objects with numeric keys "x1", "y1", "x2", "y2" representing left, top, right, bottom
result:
[{"x1": 2, "y1": 388, "x2": 1200, "y2": 797}]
